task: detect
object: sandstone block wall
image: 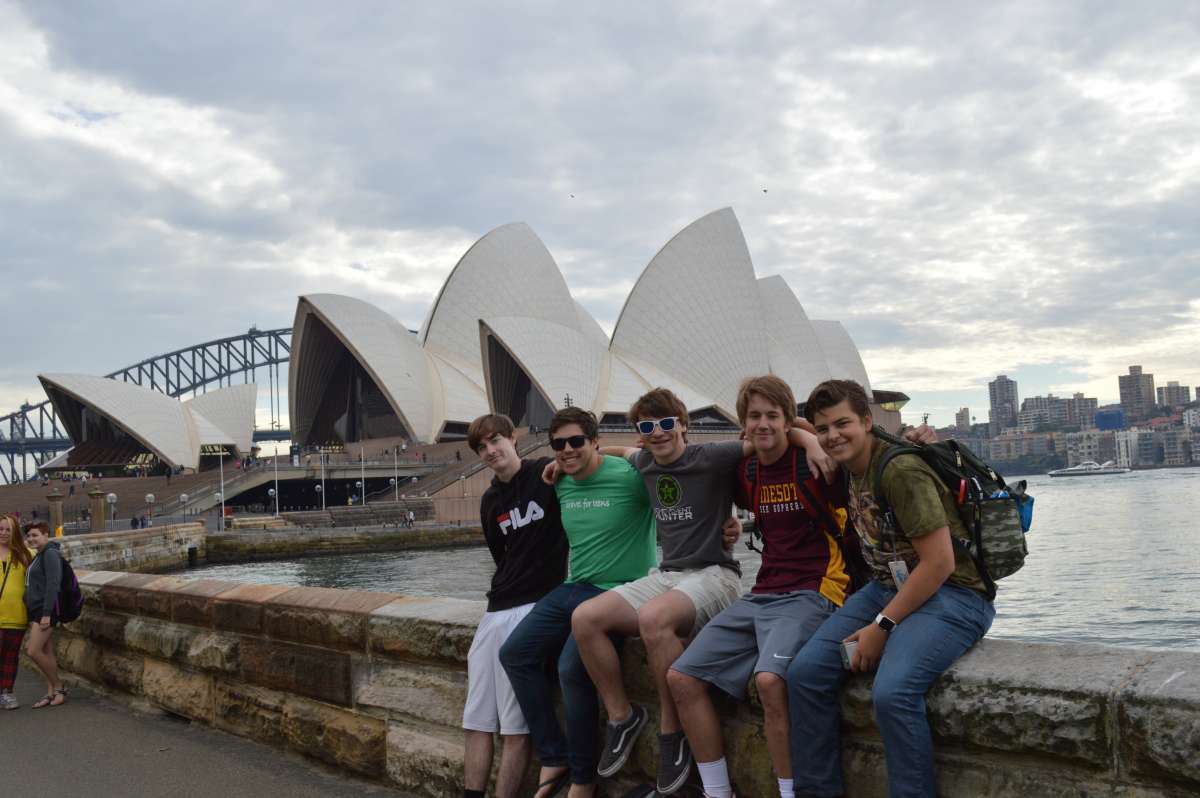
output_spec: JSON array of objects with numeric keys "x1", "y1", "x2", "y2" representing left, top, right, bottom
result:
[
  {"x1": 205, "y1": 526, "x2": 481, "y2": 563},
  {"x1": 55, "y1": 573, "x2": 1199, "y2": 798},
  {"x1": 60, "y1": 523, "x2": 207, "y2": 572}
]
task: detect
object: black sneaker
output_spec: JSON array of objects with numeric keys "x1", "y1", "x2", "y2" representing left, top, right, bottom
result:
[
  {"x1": 656, "y1": 731, "x2": 693, "y2": 794},
  {"x1": 597, "y1": 703, "x2": 649, "y2": 777}
]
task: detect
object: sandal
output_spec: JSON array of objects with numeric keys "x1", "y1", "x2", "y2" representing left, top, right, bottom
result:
[
  {"x1": 534, "y1": 768, "x2": 570, "y2": 798},
  {"x1": 49, "y1": 686, "x2": 67, "y2": 707},
  {"x1": 31, "y1": 694, "x2": 54, "y2": 709}
]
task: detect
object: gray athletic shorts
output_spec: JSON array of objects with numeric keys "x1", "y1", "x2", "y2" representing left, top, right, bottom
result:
[{"x1": 670, "y1": 591, "x2": 836, "y2": 699}]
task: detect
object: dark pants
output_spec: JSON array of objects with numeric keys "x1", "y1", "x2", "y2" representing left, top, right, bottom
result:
[
  {"x1": 786, "y1": 581, "x2": 995, "y2": 798},
  {"x1": 0, "y1": 628, "x2": 25, "y2": 692},
  {"x1": 499, "y1": 582, "x2": 619, "y2": 786}
]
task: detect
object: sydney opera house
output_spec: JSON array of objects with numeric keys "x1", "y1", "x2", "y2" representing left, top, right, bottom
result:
[
  {"x1": 289, "y1": 207, "x2": 891, "y2": 447},
  {"x1": 36, "y1": 377, "x2": 257, "y2": 473},
  {"x1": 36, "y1": 207, "x2": 900, "y2": 471}
]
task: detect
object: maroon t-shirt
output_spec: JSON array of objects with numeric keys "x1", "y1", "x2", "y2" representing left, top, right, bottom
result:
[{"x1": 735, "y1": 445, "x2": 851, "y2": 605}]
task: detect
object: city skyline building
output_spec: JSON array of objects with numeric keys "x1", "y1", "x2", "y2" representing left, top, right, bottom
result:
[
  {"x1": 1118, "y1": 365, "x2": 1156, "y2": 422},
  {"x1": 955, "y1": 407, "x2": 971, "y2": 430},
  {"x1": 1156, "y1": 381, "x2": 1192, "y2": 408},
  {"x1": 988, "y1": 374, "x2": 1019, "y2": 435}
]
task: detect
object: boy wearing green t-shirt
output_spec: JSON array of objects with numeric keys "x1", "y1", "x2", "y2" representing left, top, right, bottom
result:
[{"x1": 499, "y1": 407, "x2": 657, "y2": 798}]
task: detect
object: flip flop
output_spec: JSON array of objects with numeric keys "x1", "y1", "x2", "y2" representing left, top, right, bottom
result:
[
  {"x1": 31, "y1": 694, "x2": 54, "y2": 709},
  {"x1": 534, "y1": 769, "x2": 570, "y2": 798}
]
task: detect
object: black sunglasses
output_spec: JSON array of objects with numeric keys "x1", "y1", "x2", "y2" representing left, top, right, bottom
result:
[{"x1": 550, "y1": 434, "x2": 589, "y2": 451}]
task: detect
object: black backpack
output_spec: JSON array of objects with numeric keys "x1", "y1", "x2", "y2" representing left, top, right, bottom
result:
[
  {"x1": 871, "y1": 427, "x2": 1034, "y2": 601},
  {"x1": 740, "y1": 448, "x2": 871, "y2": 595},
  {"x1": 41, "y1": 552, "x2": 84, "y2": 624}
]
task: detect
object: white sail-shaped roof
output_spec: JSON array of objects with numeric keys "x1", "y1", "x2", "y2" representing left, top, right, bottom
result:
[
  {"x1": 290, "y1": 294, "x2": 436, "y2": 442},
  {"x1": 184, "y1": 383, "x2": 257, "y2": 454},
  {"x1": 757, "y1": 275, "x2": 834, "y2": 398},
  {"x1": 811, "y1": 320, "x2": 873, "y2": 394},
  {"x1": 428, "y1": 353, "x2": 489, "y2": 434},
  {"x1": 610, "y1": 208, "x2": 768, "y2": 417},
  {"x1": 480, "y1": 317, "x2": 607, "y2": 413},
  {"x1": 420, "y1": 223, "x2": 580, "y2": 379},
  {"x1": 39, "y1": 374, "x2": 200, "y2": 469}
]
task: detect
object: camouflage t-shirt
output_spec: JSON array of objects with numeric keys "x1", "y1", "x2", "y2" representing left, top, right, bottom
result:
[{"x1": 847, "y1": 439, "x2": 986, "y2": 594}]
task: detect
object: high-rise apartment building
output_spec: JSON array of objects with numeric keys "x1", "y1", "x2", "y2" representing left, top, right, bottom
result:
[
  {"x1": 988, "y1": 375, "x2": 1018, "y2": 434},
  {"x1": 1118, "y1": 366, "x2": 1155, "y2": 421},
  {"x1": 1156, "y1": 381, "x2": 1191, "y2": 407},
  {"x1": 955, "y1": 407, "x2": 971, "y2": 430},
  {"x1": 1066, "y1": 392, "x2": 1098, "y2": 428}
]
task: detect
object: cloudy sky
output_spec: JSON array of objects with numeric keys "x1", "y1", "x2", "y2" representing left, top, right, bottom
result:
[{"x1": 2, "y1": 1, "x2": 1199, "y2": 430}]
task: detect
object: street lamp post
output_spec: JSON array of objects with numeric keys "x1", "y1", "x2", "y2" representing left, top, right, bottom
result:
[
  {"x1": 273, "y1": 444, "x2": 280, "y2": 517},
  {"x1": 268, "y1": 488, "x2": 276, "y2": 516},
  {"x1": 355, "y1": 480, "x2": 363, "y2": 506},
  {"x1": 460, "y1": 474, "x2": 466, "y2": 497},
  {"x1": 145, "y1": 493, "x2": 155, "y2": 528},
  {"x1": 319, "y1": 452, "x2": 326, "y2": 510},
  {"x1": 360, "y1": 446, "x2": 366, "y2": 506},
  {"x1": 218, "y1": 450, "x2": 226, "y2": 530},
  {"x1": 314, "y1": 483, "x2": 322, "y2": 511},
  {"x1": 389, "y1": 477, "x2": 397, "y2": 502},
  {"x1": 214, "y1": 491, "x2": 224, "y2": 532},
  {"x1": 179, "y1": 493, "x2": 189, "y2": 519},
  {"x1": 393, "y1": 448, "x2": 398, "y2": 502},
  {"x1": 106, "y1": 492, "x2": 117, "y2": 531}
]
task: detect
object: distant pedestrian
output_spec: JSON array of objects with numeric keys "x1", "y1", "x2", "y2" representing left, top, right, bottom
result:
[
  {"x1": 139, "y1": 514, "x2": 148, "y2": 529},
  {"x1": 0, "y1": 514, "x2": 31, "y2": 710},
  {"x1": 456, "y1": 450, "x2": 462, "y2": 463},
  {"x1": 406, "y1": 509, "x2": 415, "y2": 529},
  {"x1": 21, "y1": 521, "x2": 67, "y2": 708},
  {"x1": 68, "y1": 484, "x2": 74, "y2": 497},
  {"x1": 130, "y1": 515, "x2": 139, "y2": 530}
]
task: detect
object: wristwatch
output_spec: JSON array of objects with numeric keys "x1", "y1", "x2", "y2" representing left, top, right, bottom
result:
[{"x1": 874, "y1": 612, "x2": 897, "y2": 633}]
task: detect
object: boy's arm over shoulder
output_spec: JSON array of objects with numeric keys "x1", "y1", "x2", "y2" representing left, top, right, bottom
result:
[
  {"x1": 880, "y1": 454, "x2": 950, "y2": 538},
  {"x1": 699, "y1": 439, "x2": 748, "y2": 469}
]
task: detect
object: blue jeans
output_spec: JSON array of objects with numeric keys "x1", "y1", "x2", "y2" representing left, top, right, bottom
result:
[
  {"x1": 498, "y1": 582, "x2": 615, "y2": 786},
  {"x1": 785, "y1": 580, "x2": 995, "y2": 798}
]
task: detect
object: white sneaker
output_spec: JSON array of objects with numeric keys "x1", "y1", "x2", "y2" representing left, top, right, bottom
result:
[{"x1": 0, "y1": 692, "x2": 18, "y2": 710}]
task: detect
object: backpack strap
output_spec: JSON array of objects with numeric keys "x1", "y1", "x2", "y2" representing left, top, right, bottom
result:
[{"x1": 741, "y1": 456, "x2": 764, "y2": 554}]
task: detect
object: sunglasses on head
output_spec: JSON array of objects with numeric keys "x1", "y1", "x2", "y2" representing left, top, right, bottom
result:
[
  {"x1": 550, "y1": 434, "x2": 589, "y2": 451},
  {"x1": 635, "y1": 416, "x2": 679, "y2": 435}
]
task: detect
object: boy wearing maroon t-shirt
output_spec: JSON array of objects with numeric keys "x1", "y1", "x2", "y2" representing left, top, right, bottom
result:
[{"x1": 668, "y1": 376, "x2": 850, "y2": 798}]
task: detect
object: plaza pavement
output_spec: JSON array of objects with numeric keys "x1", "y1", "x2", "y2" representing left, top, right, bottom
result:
[{"x1": 6, "y1": 667, "x2": 412, "y2": 797}]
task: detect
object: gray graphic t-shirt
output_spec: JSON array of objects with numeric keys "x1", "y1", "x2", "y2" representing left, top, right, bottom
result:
[{"x1": 632, "y1": 440, "x2": 744, "y2": 574}]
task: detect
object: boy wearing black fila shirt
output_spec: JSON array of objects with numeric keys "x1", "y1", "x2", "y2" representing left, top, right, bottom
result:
[{"x1": 463, "y1": 414, "x2": 569, "y2": 798}]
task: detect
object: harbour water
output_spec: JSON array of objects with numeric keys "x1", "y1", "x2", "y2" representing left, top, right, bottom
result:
[{"x1": 185, "y1": 467, "x2": 1200, "y2": 652}]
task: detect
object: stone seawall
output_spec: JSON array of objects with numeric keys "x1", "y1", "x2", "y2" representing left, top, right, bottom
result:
[
  {"x1": 205, "y1": 526, "x2": 481, "y2": 563},
  {"x1": 54, "y1": 574, "x2": 1199, "y2": 798},
  {"x1": 57, "y1": 524, "x2": 485, "y2": 573},
  {"x1": 60, "y1": 523, "x2": 207, "y2": 572}
]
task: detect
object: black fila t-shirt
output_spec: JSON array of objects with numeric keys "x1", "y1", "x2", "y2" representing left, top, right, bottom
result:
[{"x1": 478, "y1": 457, "x2": 569, "y2": 611}]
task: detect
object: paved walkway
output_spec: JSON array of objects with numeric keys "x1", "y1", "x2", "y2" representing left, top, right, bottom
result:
[{"x1": 6, "y1": 668, "x2": 410, "y2": 798}]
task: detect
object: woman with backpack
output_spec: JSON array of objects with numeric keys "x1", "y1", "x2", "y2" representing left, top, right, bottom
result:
[
  {"x1": 0, "y1": 513, "x2": 31, "y2": 710},
  {"x1": 22, "y1": 521, "x2": 67, "y2": 708}
]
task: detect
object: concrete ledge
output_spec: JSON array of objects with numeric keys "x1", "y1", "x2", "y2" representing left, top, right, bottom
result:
[
  {"x1": 52, "y1": 578, "x2": 1200, "y2": 797},
  {"x1": 205, "y1": 525, "x2": 481, "y2": 563}
]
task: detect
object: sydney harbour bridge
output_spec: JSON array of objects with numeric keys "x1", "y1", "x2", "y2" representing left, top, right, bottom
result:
[{"x1": 0, "y1": 327, "x2": 292, "y2": 485}]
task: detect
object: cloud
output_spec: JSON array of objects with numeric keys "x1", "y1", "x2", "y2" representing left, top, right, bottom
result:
[{"x1": 1, "y1": 1, "x2": 1198, "y2": 429}]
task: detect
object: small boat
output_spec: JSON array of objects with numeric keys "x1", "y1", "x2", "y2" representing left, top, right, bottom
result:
[{"x1": 1048, "y1": 460, "x2": 1131, "y2": 477}]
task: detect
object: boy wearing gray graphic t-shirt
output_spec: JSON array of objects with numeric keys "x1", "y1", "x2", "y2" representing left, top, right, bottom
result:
[{"x1": 569, "y1": 388, "x2": 830, "y2": 794}]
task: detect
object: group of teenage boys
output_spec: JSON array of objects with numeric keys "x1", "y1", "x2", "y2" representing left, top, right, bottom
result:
[{"x1": 461, "y1": 377, "x2": 994, "y2": 798}]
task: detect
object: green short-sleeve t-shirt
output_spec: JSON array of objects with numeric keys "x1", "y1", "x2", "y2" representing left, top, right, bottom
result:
[
  {"x1": 848, "y1": 439, "x2": 986, "y2": 594},
  {"x1": 556, "y1": 455, "x2": 657, "y2": 590}
]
